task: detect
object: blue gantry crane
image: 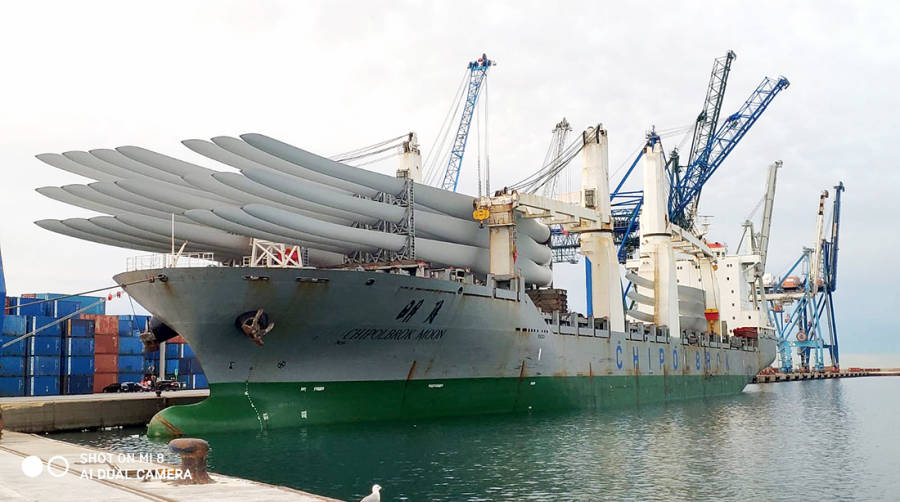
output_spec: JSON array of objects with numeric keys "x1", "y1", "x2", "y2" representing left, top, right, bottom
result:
[
  {"x1": 767, "y1": 183, "x2": 845, "y2": 372},
  {"x1": 439, "y1": 54, "x2": 494, "y2": 192}
]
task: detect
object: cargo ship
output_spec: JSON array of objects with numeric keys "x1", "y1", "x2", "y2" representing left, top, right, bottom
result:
[{"x1": 31, "y1": 125, "x2": 777, "y2": 436}]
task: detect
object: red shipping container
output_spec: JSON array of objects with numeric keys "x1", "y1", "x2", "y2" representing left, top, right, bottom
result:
[
  {"x1": 168, "y1": 335, "x2": 186, "y2": 344},
  {"x1": 94, "y1": 353, "x2": 118, "y2": 373},
  {"x1": 81, "y1": 314, "x2": 118, "y2": 335},
  {"x1": 93, "y1": 372, "x2": 118, "y2": 393},
  {"x1": 94, "y1": 334, "x2": 119, "y2": 354}
]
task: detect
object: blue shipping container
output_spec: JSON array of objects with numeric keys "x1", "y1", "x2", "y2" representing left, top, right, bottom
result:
[
  {"x1": 165, "y1": 343, "x2": 180, "y2": 359},
  {"x1": 181, "y1": 344, "x2": 195, "y2": 358},
  {"x1": 118, "y1": 337, "x2": 144, "y2": 355},
  {"x1": 117, "y1": 373, "x2": 143, "y2": 384},
  {"x1": 55, "y1": 300, "x2": 80, "y2": 317},
  {"x1": 65, "y1": 356, "x2": 94, "y2": 375},
  {"x1": 68, "y1": 319, "x2": 94, "y2": 337},
  {"x1": 0, "y1": 356, "x2": 25, "y2": 376},
  {"x1": 0, "y1": 376, "x2": 25, "y2": 396},
  {"x1": 30, "y1": 316, "x2": 61, "y2": 336},
  {"x1": 13, "y1": 298, "x2": 44, "y2": 316},
  {"x1": 165, "y1": 359, "x2": 179, "y2": 375},
  {"x1": 118, "y1": 355, "x2": 144, "y2": 373},
  {"x1": 118, "y1": 316, "x2": 148, "y2": 336},
  {"x1": 177, "y1": 374, "x2": 192, "y2": 390},
  {"x1": 64, "y1": 338, "x2": 94, "y2": 356},
  {"x1": 194, "y1": 373, "x2": 208, "y2": 389},
  {"x1": 29, "y1": 376, "x2": 60, "y2": 396},
  {"x1": 64, "y1": 375, "x2": 93, "y2": 395},
  {"x1": 34, "y1": 294, "x2": 105, "y2": 315},
  {"x1": 178, "y1": 357, "x2": 201, "y2": 375},
  {"x1": 2, "y1": 315, "x2": 27, "y2": 335},
  {"x1": 28, "y1": 356, "x2": 61, "y2": 376},
  {"x1": 1, "y1": 335, "x2": 27, "y2": 356},
  {"x1": 29, "y1": 336, "x2": 61, "y2": 356}
]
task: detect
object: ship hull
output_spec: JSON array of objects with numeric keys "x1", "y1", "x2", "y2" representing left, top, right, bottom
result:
[{"x1": 115, "y1": 267, "x2": 776, "y2": 437}]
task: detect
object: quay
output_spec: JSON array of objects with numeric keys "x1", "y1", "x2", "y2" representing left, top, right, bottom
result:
[
  {"x1": 0, "y1": 430, "x2": 339, "y2": 501},
  {"x1": 0, "y1": 390, "x2": 208, "y2": 433},
  {"x1": 753, "y1": 368, "x2": 900, "y2": 383}
]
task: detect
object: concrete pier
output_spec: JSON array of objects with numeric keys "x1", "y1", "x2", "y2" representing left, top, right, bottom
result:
[
  {"x1": 0, "y1": 430, "x2": 340, "y2": 501},
  {"x1": 0, "y1": 390, "x2": 208, "y2": 433},
  {"x1": 753, "y1": 369, "x2": 900, "y2": 383}
]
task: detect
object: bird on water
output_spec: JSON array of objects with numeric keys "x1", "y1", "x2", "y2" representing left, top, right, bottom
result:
[{"x1": 360, "y1": 484, "x2": 382, "y2": 502}]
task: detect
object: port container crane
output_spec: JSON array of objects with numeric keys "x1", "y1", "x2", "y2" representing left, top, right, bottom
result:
[{"x1": 439, "y1": 54, "x2": 494, "y2": 192}]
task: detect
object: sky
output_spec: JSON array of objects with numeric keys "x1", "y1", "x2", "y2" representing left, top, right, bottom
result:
[{"x1": 0, "y1": 1, "x2": 897, "y2": 361}]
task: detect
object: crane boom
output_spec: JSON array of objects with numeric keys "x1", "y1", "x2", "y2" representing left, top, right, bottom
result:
[
  {"x1": 669, "y1": 75, "x2": 790, "y2": 227},
  {"x1": 440, "y1": 54, "x2": 493, "y2": 192},
  {"x1": 757, "y1": 160, "x2": 781, "y2": 270},
  {"x1": 687, "y1": 50, "x2": 736, "y2": 167}
]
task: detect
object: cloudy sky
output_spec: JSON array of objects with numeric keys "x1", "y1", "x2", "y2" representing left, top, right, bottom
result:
[{"x1": 1, "y1": 1, "x2": 897, "y2": 362}]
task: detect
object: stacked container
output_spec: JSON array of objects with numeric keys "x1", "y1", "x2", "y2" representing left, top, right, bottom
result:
[
  {"x1": 27, "y1": 315, "x2": 61, "y2": 396},
  {"x1": 117, "y1": 315, "x2": 149, "y2": 383},
  {"x1": 63, "y1": 318, "x2": 95, "y2": 394},
  {"x1": 0, "y1": 314, "x2": 28, "y2": 397},
  {"x1": 85, "y1": 314, "x2": 119, "y2": 392}
]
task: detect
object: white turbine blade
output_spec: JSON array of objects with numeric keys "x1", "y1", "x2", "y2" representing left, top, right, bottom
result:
[
  {"x1": 211, "y1": 136, "x2": 377, "y2": 197},
  {"x1": 36, "y1": 219, "x2": 168, "y2": 254},
  {"x1": 36, "y1": 153, "x2": 118, "y2": 182}
]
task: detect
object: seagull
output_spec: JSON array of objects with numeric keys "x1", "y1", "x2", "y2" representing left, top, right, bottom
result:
[{"x1": 360, "y1": 484, "x2": 382, "y2": 502}]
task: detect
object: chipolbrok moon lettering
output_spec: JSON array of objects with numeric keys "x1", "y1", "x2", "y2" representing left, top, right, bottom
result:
[{"x1": 341, "y1": 327, "x2": 446, "y2": 341}]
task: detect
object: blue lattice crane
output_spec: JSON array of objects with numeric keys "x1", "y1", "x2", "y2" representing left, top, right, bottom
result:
[
  {"x1": 768, "y1": 183, "x2": 845, "y2": 372},
  {"x1": 440, "y1": 54, "x2": 494, "y2": 192},
  {"x1": 668, "y1": 75, "x2": 790, "y2": 229}
]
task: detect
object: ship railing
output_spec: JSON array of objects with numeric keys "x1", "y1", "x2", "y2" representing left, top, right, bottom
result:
[
  {"x1": 544, "y1": 312, "x2": 611, "y2": 338},
  {"x1": 126, "y1": 253, "x2": 222, "y2": 271}
]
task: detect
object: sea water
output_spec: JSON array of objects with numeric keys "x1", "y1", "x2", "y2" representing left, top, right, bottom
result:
[{"x1": 53, "y1": 377, "x2": 900, "y2": 501}]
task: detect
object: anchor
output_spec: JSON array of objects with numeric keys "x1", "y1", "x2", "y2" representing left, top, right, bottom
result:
[{"x1": 236, "y1": 309, "x2": 275, "y2": 346}]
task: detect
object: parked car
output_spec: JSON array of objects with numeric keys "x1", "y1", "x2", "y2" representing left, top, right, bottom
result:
[
  {"x1": 155, "y1": 380, "x2": 180, "y2": 391},
  {"x1": 102, "y1": 382, "x2": 150, "y2": 393}
]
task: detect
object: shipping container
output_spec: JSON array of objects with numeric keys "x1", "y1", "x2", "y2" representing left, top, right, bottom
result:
[
  {"x1": 65, "y1": 356, "x2": 94, "y2": 375},
  {"x1": 28, "y1": 356, "x2": 61, "y2": 376},
  {"x1": 81, "y1": 314, "x2": 118, "y2": 335},
  {"x1": 94, "y1": 334, "x2": 118, "y2": 354},
  {"x1": 0, "y1": 356, "x2": 26, "y2": 376},
  {"x1": 117, "y1": 355, "x2": 144, "y2": 373},
  {"x1": 64, "y1": 337, "x2": 94, "y2": 356},
  {"x1": 63, "y1": 374, "x2": 93, "y2": 395},
  {"x1": 94, "y1": 353, "x2": 118, "y2": 373},
  {"x1": 177, "y1": 374, "x2": 192, "y2": 390},
  {"x1": 29, "y1": 336, "x2": 61, "y2": 356},
  {"x1": 11, "y1": 298, "x2": 43, "y2": 316},
  {"x1": 35, "y1": 294, "x2": 105, "y2": 315},
  {"x1": 2, "y1": 314, "x2": 27, "y2": 335},
  {"x1": 194, "y1": 373, "x2": 208, "y2": 389},
  {"x1": 54, "y1": 300, "x2": 81, "y2": 318},
  {"x1": 181, "y1": 344, "x2": 195, "y2": 358},
  {"x1": 165, "y1": 343, "x2": 181, "y2": 359},
  {"x1": 0, "y1": 376, "x2": 25, "y2": 396},
  {"x1": 68, "y1": 318, "x2": 95, "y2": 337},
  {"x1": 168, "y1": 335, "x2": 187, "y2": 344},
  {"x1": 30, "y1": 315, "x2": 62, "y2": 336},
  {"x1": 118, "y1": 315, "x2": 149, "y2": 336},
  {"x1": 0, "y1": 335, "x2": 27, "y2": 356},
  {"x1": 165, "y1": 359, "x2": 179, "y2": 375},
  {"x1": 118, "y1": 337, "x2": 144, "y2": 355},
  {"x1": 178, "y1": 357, "x2": 203, "y2": 375},
  {"x1": 28, "y1": 376, "x2": 60, "y2": 396},
  {"x1": 93, "y1": 372, "x2": 117, "y2": 393},
  {"x1": 117, "y1": 372, "x2": 144, "y2": 384}
]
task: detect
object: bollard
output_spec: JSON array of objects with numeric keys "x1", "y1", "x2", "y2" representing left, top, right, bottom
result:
[{"x1": 167, "y1": 438, "x2": 213, "y2": 484}]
